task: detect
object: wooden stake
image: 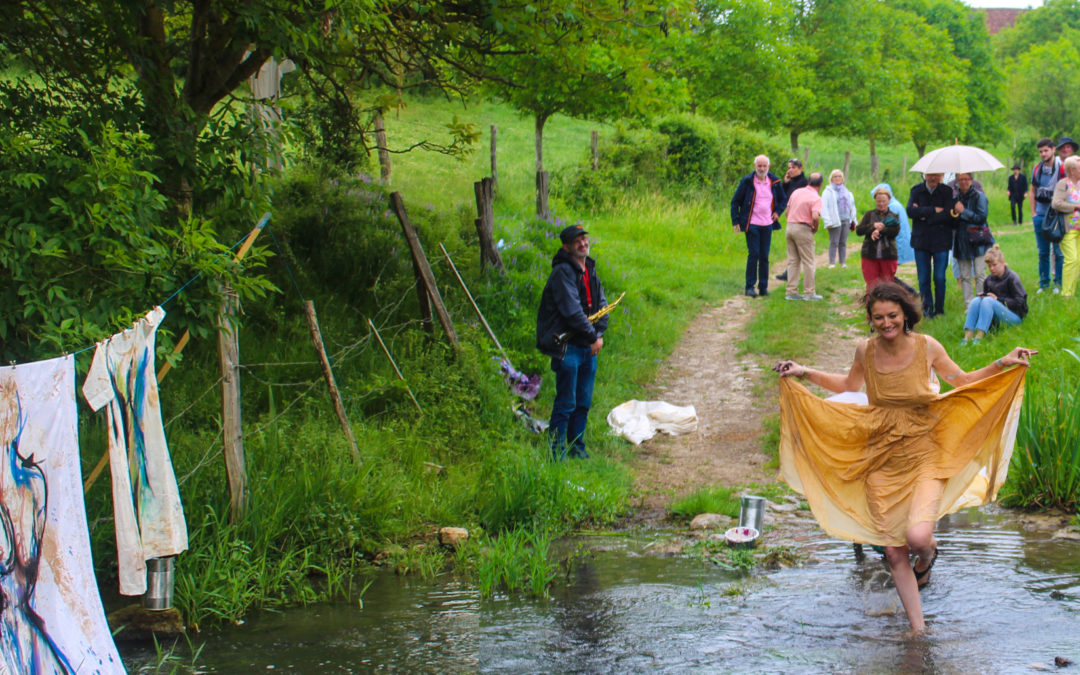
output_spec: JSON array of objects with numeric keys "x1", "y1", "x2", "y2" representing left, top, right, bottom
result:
[
  {"x1": 85, "y1": 212, "x2": 271, "y2": 493},
  {"x1": 473, "y1": 177, "x2": 502, "y2": 272},
  {"x1": 367, "y1": 318, "x2": 423, "y2": 414},
  {"x1": 390, "y1": 192, "x2": 459, "y2": 350},
  {"x1": 440, "y1": 243, "x2": 507, "y2": 361},
  {"x1": 591, "y1": 131, "x2": 599, "y2": 170},
  {"x1": 374, "y1": 113, "x2": 391, "y2": 182},
  {"x1": 304, "y1": 301, "x2": 362, "y2": 463},
  {"x1": 218, "y1": 284, "x2": 247, "y2": 522}
]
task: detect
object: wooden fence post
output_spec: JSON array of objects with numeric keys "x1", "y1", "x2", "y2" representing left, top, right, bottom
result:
[
  {"x1": 536, "y1": 170, "x2": 550, "y2": 221},
  {"x1": 591, "y1": 131, "x2": 599, "y2": 170},
  {"x1": 490, "y1": 124, "x2": 498, "y2": 192},
  {"x1": 304, "y1": 300, "x2": 362, "y2": 463},
  {"x1": 474, "y1": 177, "x2": 503, "y2": 272},
  {"x1": 902, "y1": 155, "x2": 908, "y2": 178},
  {"x1": 374, "y1": 113, "x2": 391, "y2": 183},
  {"x1": 390, "y1": 192, "x2": 459, "y2": 350},
  {"x1": 803, "y1": 147, "x2": 809, "y2": 166},
  {"x1": 843, "y1": 151, "x2": 850, "y2": 178},
  {"x1": 218, "y1": 284, "x2": 247, "y2": 522}
]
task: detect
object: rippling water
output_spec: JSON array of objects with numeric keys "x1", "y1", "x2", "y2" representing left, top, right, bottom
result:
[{"x1": 122, "y1": 507, "x2": 1080, "y2": 673}]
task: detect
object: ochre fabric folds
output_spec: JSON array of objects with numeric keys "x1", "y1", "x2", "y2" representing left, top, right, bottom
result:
[{"x1": 778, "y1": 335, "x2": 1026, "y2": 546}]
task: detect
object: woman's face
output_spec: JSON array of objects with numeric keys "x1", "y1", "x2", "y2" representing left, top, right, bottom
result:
[
  {"x1": 987, "y1": 258, "x2": 1006, "y2": 277},
  {"x1": 869, "y1": 300, "x2": 905, "y2": 340},
  {"x1": 875, "y1": 193, "x2": 891, "y2": 211},
  {"x1": 831, "y1": 174, "x2": 844, "y2": 186},
  {"x1": 1068, "y1": 164, "x2": 1080, "y2": 181}
]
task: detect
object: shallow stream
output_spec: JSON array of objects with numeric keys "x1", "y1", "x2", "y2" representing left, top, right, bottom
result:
[{"x1": 122, "y1": 506, "x2": 1079, "y2": 674}]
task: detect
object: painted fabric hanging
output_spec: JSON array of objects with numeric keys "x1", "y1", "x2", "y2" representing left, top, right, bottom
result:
[
  {"x1": 1, "y1": 355, "x2": 123, "y2": 673},
  {"x1": 83, "y1": 306, "x2": 188, "y2": 596}
]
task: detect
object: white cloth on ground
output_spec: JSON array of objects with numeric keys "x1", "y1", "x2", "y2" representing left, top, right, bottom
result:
[
  {"x1": 83, "y1": 306, "x2": 188, "y2": 596},
  {"x1": 607, "y1": 400, "x2": 698, "y2": 445}
]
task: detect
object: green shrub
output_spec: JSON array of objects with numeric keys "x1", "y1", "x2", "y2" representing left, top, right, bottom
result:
[{"x1": 559, "y1": 116, "x2": 787, "y2": 210}]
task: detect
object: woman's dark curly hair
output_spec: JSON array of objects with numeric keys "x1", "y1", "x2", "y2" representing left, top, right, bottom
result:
[{"x1": 862, "y1": 281, "x2": 922, "y2": 333}]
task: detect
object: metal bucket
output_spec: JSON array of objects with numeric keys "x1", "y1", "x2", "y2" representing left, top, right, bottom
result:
[
  {"x1": 143, "y1": 557, "x2": 175, "y2": 610},
  {"x1": 738, "y1": 495, "x2": 767, "y2": 533}
]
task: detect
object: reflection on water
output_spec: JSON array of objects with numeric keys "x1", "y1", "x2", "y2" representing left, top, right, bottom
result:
[{"x1": 122, "y1": 507, "x2": 1079, "y2": 674}]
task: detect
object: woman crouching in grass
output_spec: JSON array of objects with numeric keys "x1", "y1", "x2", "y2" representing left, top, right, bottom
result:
[{"x1": 962, "y1": 244, "x2": 1028, "y2": 345}]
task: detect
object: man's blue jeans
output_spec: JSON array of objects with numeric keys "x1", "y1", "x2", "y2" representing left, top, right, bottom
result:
[
  {"x1": 964, "y1": 296, "x2": 1022, "y2": 334},
  {"x1": 744, "y1": 224, "x2": 773, "y2": 293},
  {"x1": 1032, "y1": 214, "x2": 1063, "y2": 289},
  {"x1": 549, "y1": 344, "x2": 597, "y2": 460},
  {"x1": 913, "y1": 249, "x2": 950, "y2": 317}
]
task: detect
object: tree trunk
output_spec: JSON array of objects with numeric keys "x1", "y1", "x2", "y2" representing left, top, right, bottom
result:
[
  {"x1": 535, "y1": 112, "x2": 548, "y2": 174},
  {"x1": 870, "y1": 137, "x2": 879, "y2": 181},
  {"x1": 790, "y1": 130, "x2": 800, "y2": 156},
  {"x1": 914, "y1": 141, "x2": 927, "y2": 158},
  {"x1": 490, "y1": 124, "x2": 498, "y2": 191},
  {"x1": 535, "y1": 112, "x2": 550, "y2": 220}
]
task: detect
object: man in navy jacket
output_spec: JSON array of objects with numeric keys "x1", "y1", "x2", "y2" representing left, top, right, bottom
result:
[
  {"x1": 536, "y1": 224, "x2": 608, "y2": 459},
  {"x1": 731, "y1": 155, "x2": 787, "y2": 297},
  {"x1": 907, "y1": 172, "x2": 955, "y2": 317}
]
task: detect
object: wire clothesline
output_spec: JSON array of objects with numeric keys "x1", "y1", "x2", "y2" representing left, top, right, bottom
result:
[{"x1": 16, "y1": 213, "x2": 272, "y2": 366}]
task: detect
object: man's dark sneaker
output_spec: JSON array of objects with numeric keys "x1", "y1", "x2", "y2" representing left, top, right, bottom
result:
[
  {"x1": 745, "y1": 288, "x2": 758, "y2": 297},
  {"x1": 775, "y1": 271, "x2": 788, "y2": 281}
]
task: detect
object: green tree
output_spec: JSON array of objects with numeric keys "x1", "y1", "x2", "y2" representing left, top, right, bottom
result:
[
  {"x1": 1006, "y1": 33, "x2": 1080, "y2": 141},
  {"x1": 478, "y1": 0, "x2": 690, "y2": 216},
  {"x1": 672, "y1": 0, "x2": 806, "y2": 149},
  {"x1": 993, "y1": 0, "x2": 1080, "y2": 61},
  {"x1": 895, "y1": 0, "x2": 1005, "y2": 149}
]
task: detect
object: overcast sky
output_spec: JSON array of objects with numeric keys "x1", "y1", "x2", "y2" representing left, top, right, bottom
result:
[{"x1": 962, "y1": 0, "x2": 1043, "y2": 7}]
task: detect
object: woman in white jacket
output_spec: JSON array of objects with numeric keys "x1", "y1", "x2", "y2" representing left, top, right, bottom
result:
[{"x1": 821, "y1": 170, "x2": 857, "y2": 268}]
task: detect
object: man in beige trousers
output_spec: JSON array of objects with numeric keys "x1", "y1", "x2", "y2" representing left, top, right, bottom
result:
[{"x1": 784, "y1": 172, "x2": 824, "y2": 301}]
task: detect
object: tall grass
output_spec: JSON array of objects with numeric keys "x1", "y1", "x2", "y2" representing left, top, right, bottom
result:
[
  {"x1": 1002, "y1": 367, "x2": 1080, "y2": 509},
  {"x1": 668, "y1": 486, "x2": 740, "y2": 520}
]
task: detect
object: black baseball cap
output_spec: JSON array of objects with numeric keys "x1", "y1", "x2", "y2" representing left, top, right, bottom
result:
[{"x1": 559, "y1": 224, "x2": 588, "y2": 244}]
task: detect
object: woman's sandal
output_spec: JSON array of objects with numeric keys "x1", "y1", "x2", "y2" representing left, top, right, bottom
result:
[{"x1": 913, "y1": 546, "x2": 938, "y2": 590}]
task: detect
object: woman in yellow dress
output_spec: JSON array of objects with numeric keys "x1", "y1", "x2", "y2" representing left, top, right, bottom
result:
[{"x1": 773, "y1": 282, "x2": 1035, "y2": 634}]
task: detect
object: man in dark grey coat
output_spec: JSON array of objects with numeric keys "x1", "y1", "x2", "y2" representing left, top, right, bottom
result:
[{"x1": 536, "y1": 224, "x2": 608, "y2": 459}]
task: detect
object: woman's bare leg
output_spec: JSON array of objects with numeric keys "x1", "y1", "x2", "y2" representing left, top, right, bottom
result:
[{"x1": 885, "y1": 544, "x2": 925, "y2": 632}]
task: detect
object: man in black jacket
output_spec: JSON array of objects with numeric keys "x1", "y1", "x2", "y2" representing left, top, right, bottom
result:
[
  {"x1": 907, "y1": 172, "x2": 955, "y2": 318},
  {"x1": 1007, "y1": 164, "x2": 1027, "y2": 225},
  {"x1": 536, "y1": 224, "x2": 608, "y2": 460}
]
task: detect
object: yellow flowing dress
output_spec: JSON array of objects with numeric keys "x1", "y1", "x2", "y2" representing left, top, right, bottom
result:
[{"x1": 778, "y1": 334, "x2": 1027, "y2": 546}]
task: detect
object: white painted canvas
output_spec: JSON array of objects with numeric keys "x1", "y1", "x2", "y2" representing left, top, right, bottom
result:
[{"x1": 1, "y1": 355, "x2": 123, "y2": 673}]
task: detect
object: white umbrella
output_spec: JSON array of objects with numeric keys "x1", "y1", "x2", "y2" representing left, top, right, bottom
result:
[{"x1": 909, "y1": 145, "x2": 1005, "y2": 174}]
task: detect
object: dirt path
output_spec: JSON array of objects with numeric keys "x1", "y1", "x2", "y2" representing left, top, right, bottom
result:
[{"x1": 631, "y1": 244, "x2": 868, "y2": 523}]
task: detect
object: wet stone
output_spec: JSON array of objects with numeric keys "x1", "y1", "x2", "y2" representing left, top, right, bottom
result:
[
  {"x1": 689, "y1": 513, "x2": 732, "y2": 530},
  {"x1": 108, "y1": 604, "x2": 185, "y2": 641},
  {"x1": 439, "y1": 526, "x2": 469, "y2": 549}
]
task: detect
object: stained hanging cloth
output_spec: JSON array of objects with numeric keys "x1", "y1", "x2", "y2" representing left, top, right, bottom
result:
[
  {"x1": 1, "y1": 355, "x2": 123, "y2": 673},
  {"x1": 83, "y1": 306, "x2": 188, "y2": 596},
  {"x1": 778, "y1": 334, "x2": 1026, "y2": 547}
]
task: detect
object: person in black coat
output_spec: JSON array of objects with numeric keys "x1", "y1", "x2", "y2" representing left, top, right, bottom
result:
[
  {"x1": 907, "y1": 173, "x2": 956, "y2": 318},
  {"x1": 1007, "y1": 164, "x2": 1028, "y2": 225},
  {"x1": 536, "y1": 224, "x2": 608, "y2": 459}
]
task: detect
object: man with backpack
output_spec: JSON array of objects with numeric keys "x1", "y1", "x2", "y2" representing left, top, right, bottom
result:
[{"x1": 1029, "y1": 137, "x2": 1064, "y2": 293}]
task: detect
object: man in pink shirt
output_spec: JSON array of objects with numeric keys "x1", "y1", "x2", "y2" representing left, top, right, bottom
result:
[
  {"x1": 730, "y1": 155, "x2": 788, "y2": 296},
  {"x1": 784, "y1": 173, "x2": 824, "y2": 300}
]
